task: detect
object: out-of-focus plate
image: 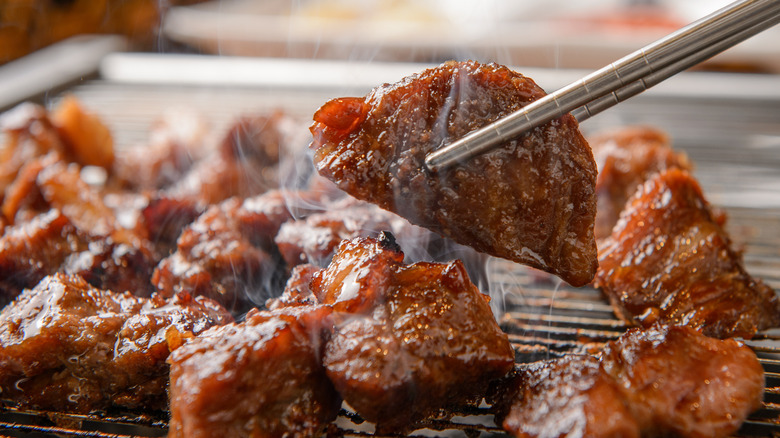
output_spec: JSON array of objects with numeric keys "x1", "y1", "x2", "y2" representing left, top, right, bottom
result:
[{"x1": 162, "y1": 0, "x2": 780, "y2": 73}]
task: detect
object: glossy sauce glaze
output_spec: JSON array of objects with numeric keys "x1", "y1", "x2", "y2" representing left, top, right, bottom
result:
[{"x1": 311, "y1": 60, "x2": 598, "y2": 286}]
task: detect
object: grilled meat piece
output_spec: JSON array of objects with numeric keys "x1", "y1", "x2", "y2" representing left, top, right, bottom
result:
[
  {"x1": 492, "y1": 356, "x2": 640, "y2": 438},
  {"x1": 600, "y1": 324, "x2": 765, "y2": 438},
  {"x1": 316, "y1": 233, "x2": 515, "y2": 432},
  {"x1": 266, "y1": 263, "x2": 320, "y2": 310},
  {"x1": 162, "y1": 112, "x2": 295, "y2": 205},
  {"x1": 275, "y1": 197, "x2": 417, "y2": 268},
  {"x1": 310, "y1": 60, "x2": 598, "y2": 286},
  {"x1": 492, "y1": 324, "x2": 764, "y2": 438},
  {"x1": 168, "y1": 305, "x2": 340, "y2": 438},
  {"x1": 589, "y1": 126, "x2": 691, "y2": 240},
  {"x1": 595, "y1": 169, "x2": 779, "y2": 338},
  {"x1": 0, "y1": 209, "x2": 156, "y2": 303},
  {"x1": 0, "y1": 273, "x2": 232, "y2": 412},
  {"x1": 152, "y1": 190, "x2": 297, "y2": 312}
]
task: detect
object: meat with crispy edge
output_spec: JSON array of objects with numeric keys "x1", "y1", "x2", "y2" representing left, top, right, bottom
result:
[
  {"x1": 595, "y1": 168, "x2": 780, "y2": 338},
  {"x1": 310, "y1": 60, "x2": 598, "y2": 287},
  {"x1": 491, "y1": 355, "x2": 640, "y2": 438},
  {"x1": 588, "y1": 125, "x2": 691, "y2": 240},
  {"x1": 167, "y1": 305, "x2": 341, "y2": 438},
  {"x1": 152, "y1": 191, "x2": 294, "y2": 312},
  {"x1": 491, "y1": 324, "x2": 764, "y2": 438},
  {"x1": 314, "y1": 233, "x2": 515, "y2": 432},
  {"x1": 600, "y1": 324, "x2": 764, "y2": 438},
  {"x1": 0, "y1": 273, "x2": 233, "y2": 412}
]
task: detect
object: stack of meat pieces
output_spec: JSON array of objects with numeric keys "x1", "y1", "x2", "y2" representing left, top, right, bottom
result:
[
  {"x1": 491, "y1": 324, "x2": 765, "y2": 438},
  {"x1": 0, "y1": 273, "x2": 232, "y2": 412},
  {"x1": 591, "y1": 126, "x2": 780, "y2": 338},
  {"x1": 168, "y1": 233, "x2": 516, "y2": 435}
]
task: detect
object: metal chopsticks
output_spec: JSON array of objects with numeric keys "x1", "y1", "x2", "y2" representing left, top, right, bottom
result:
[{"x1": 424, "y1": 0, "x2": 780, "y2": 173}]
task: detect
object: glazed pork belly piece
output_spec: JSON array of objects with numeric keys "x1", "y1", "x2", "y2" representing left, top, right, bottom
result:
[
  {"x1": 311, "y1": 233, "x2": 515, "y2": 432},
  {"x1": 600, "y1": 324, "x2": 764, "y2": 438},
  {"x1": 595, "y1": 168, "x2": 779, "y2": 338},
  {"x1": 274, "y1": 197, "x2": 422, "y2": 268},
  {"x1": 0, "y1": 273, "x2": 232, "y2": 412},
  {"x1": 152, "y1": 190, "x2": 296, "y2": 312},
  {"x1": 491, "y1": 355, "x2": 640, "y2": 438},
  {"x1": 589, "y1": 126, "x2": 691, "y2": 240},
  {"x1": 167, "y1": 305, "x2": 340, "y2": 438},
  {"x1": 492, "y1": 324, "x2": 764, "y2": 438},
  {"x1": 310, "y1": 60, "x2": 598, "y2": 287},
  {"x1": 0, "y1": 161, "x2": 158, "y2": 302}
]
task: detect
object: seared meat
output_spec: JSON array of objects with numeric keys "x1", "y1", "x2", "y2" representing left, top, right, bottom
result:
[
  {"x1": 492, "y1": 356, "x2": 640, "y2": 438},
  {"x1": 492, "y1": 324, "x2": 764, "y2": 438},
  {"x1": 275, "y1": 197, "x2": 417, "y2": 268},
  {"x1": 595, "y1": 169, "x2": 779, "y2": 338},
  {"x1": 589, "y1": 126, "x2": 691, "y2": 240},
  {"x1": 0, "y1": 273, "x2": 232, "y2": 412},
  {"x1": 152, "y1": 191, "x2": 295, "y2": 312},
  {"x1": 310, "y1": 60, "x2": 598, "y2": 286},
  {"x1": 315, "y1": 233, "x2": 515, "y2": 432},
  {"x1": 600, "y1": 324, "x2": 764, "y2": 438},
  {"x1": 168, "y1": 305, "x2": 340, "y2": 438},
  {"x1": 266, "y1": 263, "x2": 320, "y2": 310},
  {"x1": 162, "y1": 112, "x2": 296, "y2": 205},
  {"x1": 141, "y1": 196, "x2": 205, "y2": 256}
]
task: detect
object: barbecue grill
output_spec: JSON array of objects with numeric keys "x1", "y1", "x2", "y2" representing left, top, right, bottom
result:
[{"x1": 1, "y1": 53, "x2": 780, "y2": 437}]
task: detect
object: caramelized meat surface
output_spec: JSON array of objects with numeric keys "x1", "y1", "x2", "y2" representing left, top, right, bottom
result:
[
  {"x1": 492, "y1": 356, "x2": 639, "y2": 438},
  {"x1": 314, "y1": 234, "x2": 515, "y2": 432},
  {"x1": 152, "y1": 191, "x2": 295, "y2": 312},
  {"x1": 601, "y1": 324, "x2": 765, "y2": 438},
  {"x1": 492, "y1": 325, "x2": 764, "y2": 438},
  {"x1": 275, "y1": 198, "x2": 416, "y2": 268},
  {"x1": 595, "y1": 169, "x2": 779, "y2": 338},
  {"x1": 310, "y1": 60, "x2": 598, "y2": 286},
  {"x1": 167, "y1": 305, "x2": 340, "y2": 438},
  {"x1": 589, "y1": 126, "x2": 691, "y2": 240},
  {"x1": 0, "y1": 273, "x2": 232, "y2": 412}
]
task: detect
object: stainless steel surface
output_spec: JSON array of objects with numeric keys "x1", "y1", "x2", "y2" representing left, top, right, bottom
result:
[{"x1": 424, "y1": 0, "x2": 780, "y2": 172}]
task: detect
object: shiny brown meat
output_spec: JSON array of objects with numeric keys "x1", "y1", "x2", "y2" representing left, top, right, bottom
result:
[
  {"x1": 589, "y1": 126, "x2": 691, "y2": 240},
  {"x1": 275, "y1": 197, "x2": 416, "y2": 268},
  {"x1": 162, "y1": 112, "x2": 296, "y2": 205},
  {"x1": 595, "y1": 169, "x2": 780, "y2": 338},
  {"x1": 600, "y1": 324, "x2": 765, "y2": 438},
  {"x1": 311, "y1": 60, "x2": 598, "y2": 286},
  {"x1": 315, "y1": 233, "x2": 515, "y2": 432},
  {"x1": 152, "y1": 192, "x2": 295, "y2": 312},
  {"x1": 492, "y1": 356, "x2": 640, "y2": 438},
  {"x1": 0, "y1": 273, "x2": 232, "y2": 412},
  {"x1": 0, "y1": 209, "x2": 156, "y2": 303},
  {"x1": 266, "y1": 263, "x2": 320, "y2": 310},
  {"x1": 167, "y1": 305, "x2": 340, "y2": 438}
]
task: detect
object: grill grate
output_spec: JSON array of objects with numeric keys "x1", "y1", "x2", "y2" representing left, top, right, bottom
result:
[{"x1": 2, "y1": 65, "x2": 780, "y2": 437}]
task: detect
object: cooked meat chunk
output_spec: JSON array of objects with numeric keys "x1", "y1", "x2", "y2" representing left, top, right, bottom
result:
[
  {"x1": 152, "y1": 191, "x2": 295, "y2": 311},
  {"x1": 600, "y1": 324, "x2": 765, "y2": 438},
  {"x1": 141, "y1": 196, "x2": 205, "y2": 256},
  {"x1": 0, "y1": 209, "x2": 156, "y2": 303},
  {"x1": 492, "y1": 324, "x2": 764, "y2": 438},
  {"x1": 310, "y1": 60, "x2": 598, "y2": 286},
  {"x1": 492, "y1": 356, "x2": 640, "y2": 438},
  {"x1": 589, "y1": 126, "x2": 691, "y2": 240},
  {"x1": 595, "y1": 169, "x2": 779, "y2": 338},
  {"x1": 163, "y1": 112, "x2": 296, "y2": 205},
  {"x1": 167, "y1": 305, "x2": 340, "y2": 438},
  {"x1": 315, "y1": 233, "x2": 515, "y2": 432},
  {"x1": 0, "y1": 273, "x2": 232, "y2": 412},
  {"x1": 266, "y1": 263, "x2": 320, "y2": 310},
  {"x1": 275, "y1": 198, "x2": 415, "y2": 268}
]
